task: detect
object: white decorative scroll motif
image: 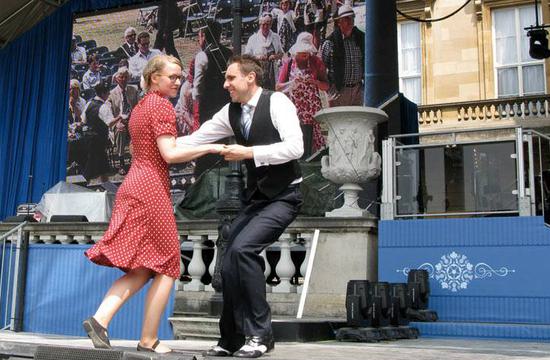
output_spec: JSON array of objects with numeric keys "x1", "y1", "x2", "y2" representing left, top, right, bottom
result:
[{"x1": 396, "y1": 251, "x2": 516, "y2": 292}]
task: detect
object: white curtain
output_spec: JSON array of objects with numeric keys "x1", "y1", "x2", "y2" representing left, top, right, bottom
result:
[
  {"x1": 398, "y1": 22, "x2": 421, "y2": 104},
  {"x1": 494, "y1": 9, "x2": 516, "y2": 66},
  {"x1": 494, "y1": 5, "x2": 545, "y2": 97},
  {"x1": 523, "y1": 65, "x2": 544, "y2": 94}
]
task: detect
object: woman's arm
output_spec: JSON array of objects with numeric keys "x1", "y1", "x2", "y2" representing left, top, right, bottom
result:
[{"x1": 156, "y1": 135, "x2": 224, "y2": 164}]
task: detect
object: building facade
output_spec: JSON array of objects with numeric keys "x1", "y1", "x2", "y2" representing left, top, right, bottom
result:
[{"x1": 396, "y1": 0, "x2": 550, "y2": 132}]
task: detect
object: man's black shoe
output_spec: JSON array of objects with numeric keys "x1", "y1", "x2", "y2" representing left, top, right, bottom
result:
[
  {"x1": 204, "y1": 345, "x2": 233, "y2": 357},
  {"x1": 233, "y1": 335, "x2": 275, "y2": 358}
]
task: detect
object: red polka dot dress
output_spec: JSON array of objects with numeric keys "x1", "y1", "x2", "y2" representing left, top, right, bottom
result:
[{"x1": 85, "y1": 91, "x2": 180, "y2": 279}]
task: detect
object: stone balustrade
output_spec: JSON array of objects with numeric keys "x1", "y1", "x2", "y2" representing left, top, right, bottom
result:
[
  {"x1": 418, "y1": 94, "x2": 550, "y2": 130},
  {"x1": 0, "y1": 217, "x2": 377, "y2": 317}
]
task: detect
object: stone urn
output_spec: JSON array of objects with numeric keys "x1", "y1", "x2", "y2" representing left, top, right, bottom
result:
[{"x1": 315, "y1": 106, "x2": 388, "y2": 217}]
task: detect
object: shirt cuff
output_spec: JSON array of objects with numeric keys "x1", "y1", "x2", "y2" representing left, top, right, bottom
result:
[{"x1": 252, "y1": 145, "x2": 270, "y2": 167}]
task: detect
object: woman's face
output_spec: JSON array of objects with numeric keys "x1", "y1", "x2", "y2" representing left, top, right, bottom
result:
[
  {"x1": 152, "y1": 62, "x2": 183, "y2": 98},
  {"x1": 295, "y1": 52, "x2": 310, "y2": 68},
  {"x1": 280, "y1": 0, "x2": 289, "y2": 12}
]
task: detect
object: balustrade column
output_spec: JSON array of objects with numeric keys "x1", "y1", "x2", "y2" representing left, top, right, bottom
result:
[
  {"x1": 260, "y1": 249, "x2": 271, "y2": 293},
  {"x1": 298, "y1": 233, "x2": 312, "y2": 294},
  {"x1": 205, "y1": 242, "x2": 217, "y2": 292},
  {"x1": 183, "y1": 235, "x2": 207, "y2": 291},
  {"x1": 273, "y1": 233, "x2": 296, "y2": 293},
  {"x1": 176, "y1": 235, "x2": 187, "y2": 291}
]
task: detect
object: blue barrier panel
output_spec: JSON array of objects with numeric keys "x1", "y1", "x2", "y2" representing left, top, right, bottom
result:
[
  {"x1": 380, "y1": 216, "x2": 550, "y2": 324},
  {"x1": 23, "y1": 244, "x2": 174, "y2": 340}
]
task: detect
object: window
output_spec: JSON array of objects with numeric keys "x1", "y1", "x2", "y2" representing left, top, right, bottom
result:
[
  {"x1": 397, "y1": 21, "x2": 422, "y2": 105},
  {"x1": 493, "y1": 5, "x2": 545, "y2": 97}
]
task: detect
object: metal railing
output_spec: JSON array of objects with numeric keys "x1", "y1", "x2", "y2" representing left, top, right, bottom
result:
[
  {"x1": 0, "y1": 222, "x2": 28, "y2": 331},
  {"x1": 381, "y1": 127, "x2": 549, "y2": 220}
]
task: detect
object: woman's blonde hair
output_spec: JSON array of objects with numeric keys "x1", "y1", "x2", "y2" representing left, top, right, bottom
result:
[{"x1": 140, "y1": 54, "x2": 182, "y2": 91}]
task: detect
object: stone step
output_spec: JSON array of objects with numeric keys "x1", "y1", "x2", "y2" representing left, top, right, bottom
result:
[
  {"x1": 169, "y1": 316, "x2": 346, "y2": 342},
  {"x1": 175, "y1": 291, "x2": 301, "y2": 317}
]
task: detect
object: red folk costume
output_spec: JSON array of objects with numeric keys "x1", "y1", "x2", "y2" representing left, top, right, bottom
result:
[{"x1": 86, "y1": 91, "x2": 180, "y2": 279}]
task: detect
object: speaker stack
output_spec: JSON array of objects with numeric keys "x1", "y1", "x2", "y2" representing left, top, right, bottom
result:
[{"x1": 337, "y1": 269, "x2": 437, "y2": 342}]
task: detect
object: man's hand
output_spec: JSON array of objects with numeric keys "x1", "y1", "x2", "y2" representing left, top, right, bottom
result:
[{"x1": 220, "y1": 144, "x2": 254, "y2": 161}]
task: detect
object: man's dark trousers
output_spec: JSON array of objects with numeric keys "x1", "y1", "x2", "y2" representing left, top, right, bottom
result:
[{"x1": 218, "y1": 185, "x2": 303, "y2": 351}]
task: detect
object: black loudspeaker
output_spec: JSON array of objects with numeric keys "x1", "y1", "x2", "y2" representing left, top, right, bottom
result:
[
  {"x1": 345, "y1": 280, "x2": 370, "y2": 327},
  {"x1": 49, "y1": 215, "x2": 89, "y2": 222},
  {"x1": 407, "y1": 269, "x2": 430, "y2": 310},
  {"x1": 389, "y1": 283, "x2": 410, "y2": 326},
  {"x1": 3, "y1": 214, "x2": 36, "y2": 223},
  {"x1": 370, "y1": 282, "x2": 391, "y2": 327}
]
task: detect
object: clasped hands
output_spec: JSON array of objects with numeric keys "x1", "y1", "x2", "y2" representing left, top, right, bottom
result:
[{"x1": 209, "y1": 144, "x2": 254, "y2": 161}]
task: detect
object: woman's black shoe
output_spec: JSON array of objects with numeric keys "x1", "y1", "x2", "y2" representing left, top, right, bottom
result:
[{"x1": 82, "y1": 317, "x2": 111, "y2": 349}]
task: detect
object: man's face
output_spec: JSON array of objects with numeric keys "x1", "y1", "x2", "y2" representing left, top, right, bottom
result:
[
  {"x1": 125, "y1": 33, "x2": 136, "y2": 44},
  {"x1": 90, "y1": 60, "x2": 100, "y2": 72},
  {"x1": 338, "y1": 16, "x2": 354, "y2": 37},
  {"x1": 260, "y1": 20, "x2": 271, "y2": 37},
  {"x1": 138, "y1": 37, "x2": 150, "y2": 53},
  {"x1": 224, "y1": 63, "x2": 255, "y2": 103},
  {"x1": 116, "y1": 73, "x2": 129, "y2": 88}
]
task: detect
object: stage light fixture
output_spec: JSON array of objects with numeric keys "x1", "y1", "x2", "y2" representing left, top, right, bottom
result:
[
  {"x1": 527, "y1": 28, "x2": 550, "y2": 59},
  {"x1": 525, "y1": 0, "x2": 550, "y2": 59}
]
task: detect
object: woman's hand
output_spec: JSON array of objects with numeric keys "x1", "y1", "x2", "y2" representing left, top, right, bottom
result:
[{"x1": 209, "y1": 144, "x2": 226, "y2": 154}]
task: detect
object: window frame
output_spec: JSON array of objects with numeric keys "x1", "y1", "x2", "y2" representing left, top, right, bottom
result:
[
  {"x1": 492, "y1": 4, "x2": 547, "y2": 98},
  {"x1": 397, "y1": 20, "x2": 423, "y2": 105}
]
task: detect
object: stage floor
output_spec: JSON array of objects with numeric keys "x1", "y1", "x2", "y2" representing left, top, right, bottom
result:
[{"x1": 1, "y1": 331, "x2": 550, "y2": 359}]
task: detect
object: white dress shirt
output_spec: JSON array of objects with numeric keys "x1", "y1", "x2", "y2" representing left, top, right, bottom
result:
[
  {"x1": 176, "y1": 88, "x2": 304, "y2": 170},
  {"x1": 129, "y1": 49, "x2": 162, "y2": 80}
]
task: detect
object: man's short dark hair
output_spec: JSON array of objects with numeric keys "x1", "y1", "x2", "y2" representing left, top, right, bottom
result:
[
  {"x1": 137, "y1": 31, "x2": 150, "y2": 44},
  {"x1": 94, "y1": 82, "x2": 109, "y2": 97},
  {"x1": 229, "y1": 55, "x2": 264, "y2": 86}
]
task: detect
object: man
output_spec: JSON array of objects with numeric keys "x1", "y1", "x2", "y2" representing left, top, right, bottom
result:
[
  {"x1": 192, "y1": 20, "x2": 233, "y2": 175},
  {"x1": 82, "y1": 83, "x2": 112, "y2": 183},
  {"x1": 193, "y1": 20, "x2": 233, "y2": 125},
  {"x1": 118, "y1": 27, "x2": 138, "y2": 59},
  {"x1": 129, "y1": 32, "x2": 162, "y2": 82},
  {"x1": 177, "y1": 55, "x2": 304, "y2": 358},
  {"x1": 71, "y1": 36, "x2": 87, "y2": 64},
  {"x1": 153, "y1": 0, "x2": 182, "y2": 60},
  {"x1": 320, "y1": 4, "x2": 364, "y2": 106},
  {"x1": 106, "y1": 67, "x2": 139, "y2": 174}
]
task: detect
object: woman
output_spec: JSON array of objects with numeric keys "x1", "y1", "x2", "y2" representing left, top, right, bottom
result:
[
  {"x1": 271, "y1": 0, "x2": 297, "y2": 53},
  {"x1": 83, "y1": 55, "x2": 223, "y2": 354},
  {"x1": 244, "y1": 13, "x2": 284, "y2": 90},
  {"x1": 276, "y1": 32, "x2": 329, "y2": 152}
]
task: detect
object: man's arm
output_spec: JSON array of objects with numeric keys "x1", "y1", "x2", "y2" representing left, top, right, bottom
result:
[
  {"x1": 223, "y1": 92, "x2": 303, "y2": 165},
  {"x1": 175, "y1": 103, "x2": 234, "y2": 146}
]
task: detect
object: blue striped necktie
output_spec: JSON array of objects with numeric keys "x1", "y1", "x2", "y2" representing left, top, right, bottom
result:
[{"x1": 241, "y1": 104, "x2": 253, "y2": 139}]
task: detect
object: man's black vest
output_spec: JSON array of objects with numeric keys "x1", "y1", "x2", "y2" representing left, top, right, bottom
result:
[
  {"x1": 198, "y1": 45, "x2": 233, "y2": 124},
  {"x1": 85, "y1": 98, "x2": 109, "y2": 141},
  {"x1": 326, "y1": 26, "x2": 365, "y2": 90},
  {"x1": 228, "y1": 90, "x2": 301, "y2": 200}
]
